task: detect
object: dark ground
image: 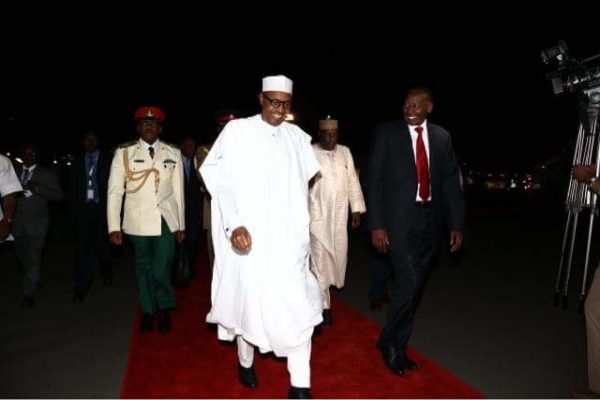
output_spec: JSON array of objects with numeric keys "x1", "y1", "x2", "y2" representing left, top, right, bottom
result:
[{"x1": 0, "y1": 190, "x2": 597, "y2": 398}]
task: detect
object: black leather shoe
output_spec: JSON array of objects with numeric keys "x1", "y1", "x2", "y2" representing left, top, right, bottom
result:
[
  {"x1": 401, "y1": 356, "x2": 418, "y2": 371},
  {"x1": 21, "y1": 295, "x2": 35, "y2": 308},
  {"x1": 322, "y1": 309, "x2": 332, "y2": 326},
  {"x1": 73, "y1": 292, "x2": 85, "y2": 303},
  {"x1": 238, "y1": 364, "x2": 258, "y2": 388},
  {"x1": 288, "y1": 386, "x2": 312, "y2": 399},
  {"x1": 139, "y1": 313, "x2": 154, "y2": 333},
  {"x1": 157, "y1": 309, "x2": 171, "y2": 333},
  {"x1": 380, "y1": 346, "x2": 405, "y2": 376},
  {"x1": 103, "y1": 277, "x2": 113, "y2": 287}
]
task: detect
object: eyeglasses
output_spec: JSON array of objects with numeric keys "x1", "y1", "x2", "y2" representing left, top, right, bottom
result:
[{"x1": 263, "y1": 94, "x2": 292, "y2": 109}]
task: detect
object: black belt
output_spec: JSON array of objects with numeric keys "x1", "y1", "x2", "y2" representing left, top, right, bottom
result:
[{"x1": 414, "y1": 201, "x2": 432, "y2": 207}]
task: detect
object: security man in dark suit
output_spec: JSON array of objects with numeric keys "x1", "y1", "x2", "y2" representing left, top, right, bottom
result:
[
  {"x1": 69, "y1": 131, "x2": 113, "y2": 302},
  {"x1": 180, "y1": 136, "x2": 203, "y2": 270},
  {"x1": 368, "y1": 87, "x2": 465, "y2": 376},
  {"x1": 13, "y1": 144, "x2": 64, "y2": 307}
]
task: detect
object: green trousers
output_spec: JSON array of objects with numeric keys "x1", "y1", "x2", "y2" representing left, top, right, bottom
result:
[{"x1": 128, "y1": 219, "x2": 176, "y2": 314}]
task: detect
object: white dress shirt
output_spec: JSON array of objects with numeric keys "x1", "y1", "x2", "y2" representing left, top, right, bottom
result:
[{"x1": 408, "y1": 121, "x2": 431, "y2": 202}]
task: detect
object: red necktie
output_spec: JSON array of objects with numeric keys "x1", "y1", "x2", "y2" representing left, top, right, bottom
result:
[{"x1": 415, "y1": 126, "x2": 430, "y2": 201}]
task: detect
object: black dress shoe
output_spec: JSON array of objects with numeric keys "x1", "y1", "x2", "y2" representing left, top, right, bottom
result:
[
  {"x1": 380, "y1": 346, "x2": 405, "y2": 376},
  {"x1": 401, "y1": 356, "x2": 418, "y2": 371},
  {"x1": 238, "y1": 364, "x2": 258, "y2": 388},
  {"x1": 21, "y1": 295, "x2": 35, "y2": 308},
  {"x1": 103, "y1": 277, "x2": 113, "y2": 287},
  {"x1": 322, "y1": 309, "x2": 332, "y2": 326},
  {"x1": 288, "y1": 386, "x2": 312, "y2": 399},
  {"x1": 72, "y1": 292, "x2": 85, "y2": 303},
  {"x1": 139, "y1": 313, "x2": 154, "y2": 333},
  {"x1": 157, "y1": 309, "x2": 171, "y2": 333}
]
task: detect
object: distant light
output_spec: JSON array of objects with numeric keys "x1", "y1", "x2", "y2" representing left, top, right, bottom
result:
[
  {"x1": 15, "y1": 157, "x2": 23, "y2": 164},
  {"x1": 53, "y1": 160, "x2": 58, "y2": 165},
  {"x1": 5, "y1": 152, "x2": 11, "y2": 157},
  {"x1": 285, "y1": 113, "x2": 295, "y2": 121},
  {"x1": 66, "y1": 162, "x2": 72, "y2": 166}
]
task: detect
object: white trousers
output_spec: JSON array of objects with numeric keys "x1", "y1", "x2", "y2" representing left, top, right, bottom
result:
[{"x1": 236, "y1": 336, "x2": 312, "y2": 388}]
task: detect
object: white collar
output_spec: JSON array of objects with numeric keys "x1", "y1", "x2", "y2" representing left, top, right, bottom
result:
[
  {"x1": 255, "y1": 114, "x2": 283, "y2": 132},
  {"x1": 317, "y1": 144, "x2": 337, "y2": 152},
  {"x1": 408, "y1": 120, "x2": 427, "y2": 135},
  {"x1": 140, "y1": 138, "x2": 160, "y2": 151}
]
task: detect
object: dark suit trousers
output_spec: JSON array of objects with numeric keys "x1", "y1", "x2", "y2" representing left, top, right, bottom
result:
[
  {"x1": 74, "y1": 203, "x2": 112, "y2": 295},
  {"x1": 369, "y1": 249, "x2": 392, "y2": 302},
  {"x1": 377, "y1": 205, "x2": 436, "y2": 357},
  {"x1": 184, "y1": 219, "x2": 201, "y2": 267},
  {"x1": 14, "y1": 233, "x2": 46, "y2": 296}
]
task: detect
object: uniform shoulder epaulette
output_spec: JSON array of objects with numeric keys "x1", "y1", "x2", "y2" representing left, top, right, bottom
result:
[{"x1": 118, "y1": 140, "x2": 138, "y2": 149}]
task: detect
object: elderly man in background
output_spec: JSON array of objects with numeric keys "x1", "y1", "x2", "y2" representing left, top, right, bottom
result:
[{"x1": 309, "y1": 117, "x2": 365, "y2": 326}]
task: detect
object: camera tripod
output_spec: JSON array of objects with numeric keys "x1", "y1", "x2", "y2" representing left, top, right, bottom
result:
[{"x1": 555, "y1": 87, "x2": 600, "y2": 309}]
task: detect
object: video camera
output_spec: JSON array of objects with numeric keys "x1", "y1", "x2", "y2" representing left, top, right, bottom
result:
[{"x1": 541, "y1": 40, "x2": 600, "y2": 95}]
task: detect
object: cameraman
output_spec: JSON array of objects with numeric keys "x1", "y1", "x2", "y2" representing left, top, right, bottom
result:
[{"x1": 571, "y1": 164, "x2": 600, "y2": 398}]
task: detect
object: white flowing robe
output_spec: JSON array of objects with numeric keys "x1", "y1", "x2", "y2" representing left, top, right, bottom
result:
[
  {"x1": 200, "y1": 114, "x2": 323, "y2": 357},
  {"x1": 309, "y1": 144, "x2": 366, "y2": 303}
]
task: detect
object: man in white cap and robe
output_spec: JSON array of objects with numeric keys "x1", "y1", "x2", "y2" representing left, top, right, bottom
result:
[
  {"x1": 200, "y1": 75, "x2": 322, "y2": 399},
  {"x1": 309, "y1": 117, "x2": 366, "y2": 326}
]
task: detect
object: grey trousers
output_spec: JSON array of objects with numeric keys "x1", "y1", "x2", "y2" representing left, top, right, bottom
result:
[
  {"x1": 585, "y1": 265, "x2": 600, "y2": 393},
  {"x1": 14, "y1": 234, "x2": 46, "y2": 296}
]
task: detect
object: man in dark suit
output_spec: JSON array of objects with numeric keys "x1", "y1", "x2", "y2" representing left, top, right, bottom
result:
[
  {"x1": 13, "y1": 144, "x2": 64, "y2": 307},
  {"x1": 368, "y1": 87, "x2": 464, "y2": 376},
  {"x1": 180, "y1": 136, "x2": 203, "y2": 270},
  {"x1": 69, "y1": 131, "x2": 112, "y2": 302}
]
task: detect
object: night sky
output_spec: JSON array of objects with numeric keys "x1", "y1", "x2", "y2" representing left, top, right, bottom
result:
[{"x1": 5, "y1": 16, "x2": 599, "y2": 171}]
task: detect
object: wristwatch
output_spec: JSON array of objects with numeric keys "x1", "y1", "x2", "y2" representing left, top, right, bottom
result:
[{"x1": 591, "y1": 176, "x2": 598, "y2": 184}]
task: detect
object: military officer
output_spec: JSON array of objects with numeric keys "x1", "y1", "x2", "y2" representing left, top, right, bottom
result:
[{"x1": 107, "y1": 106, "x2": 185, "y2": 333}]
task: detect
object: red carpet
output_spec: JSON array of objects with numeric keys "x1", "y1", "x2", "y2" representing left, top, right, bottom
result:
[{"x1": 120, "y1": 244, "x2": 483, "y2": 399}]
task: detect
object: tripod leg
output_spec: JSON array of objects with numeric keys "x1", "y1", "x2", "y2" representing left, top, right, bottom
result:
[
  {"x1": 555, "y1": 212, "x2": 573, "y2": 306},
  {"x1": 579, "y1": 203, "x2": 597, "y2": 312},
  {"x1": 563, "y1": 211, "x2": 580, "y2": 309}
]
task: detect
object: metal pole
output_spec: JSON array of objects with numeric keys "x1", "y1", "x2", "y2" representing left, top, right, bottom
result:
[
  {"x1": 555, "y1": 211, "x2": 573, "y2": 305},
  {"x1": 562, "y1": 211, "x2": 580, "y2": 309}
]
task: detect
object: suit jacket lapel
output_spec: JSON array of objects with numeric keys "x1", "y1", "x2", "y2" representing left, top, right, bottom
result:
[
  {"x1": 397, "y1": 122, "x2": 416, "y2": 178},
  {"x1": 427, "y1": 123, "x2": 440, "y2": 185}
]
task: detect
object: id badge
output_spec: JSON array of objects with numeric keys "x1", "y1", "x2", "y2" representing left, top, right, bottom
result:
[{"x1": 87, "y1": 189, "x2": 95, "y2": 200}]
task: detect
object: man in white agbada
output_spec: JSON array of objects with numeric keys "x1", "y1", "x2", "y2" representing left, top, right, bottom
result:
[
  {"x1": 199, "y1": 75, "x2": 322, "y2": 399},
  {"x1": 309, "y1": 117, "x2": 366, "y2": 326},
  {"x1": 0, "y1": 154, "x2": 22, "y2": 243}
]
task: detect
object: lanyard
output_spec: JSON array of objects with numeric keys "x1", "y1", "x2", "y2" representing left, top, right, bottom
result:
[{"x1": 87, "y1": 159, "x2": 96, "y2": 187}]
